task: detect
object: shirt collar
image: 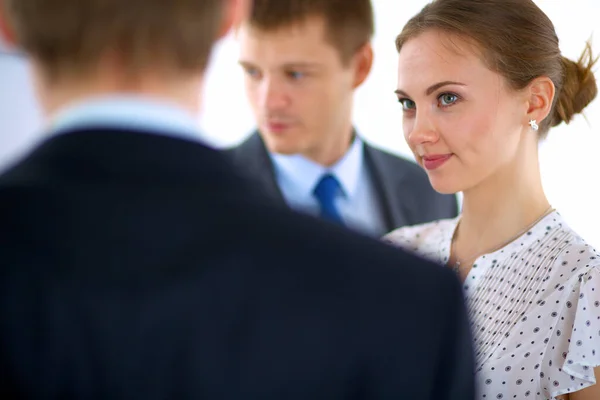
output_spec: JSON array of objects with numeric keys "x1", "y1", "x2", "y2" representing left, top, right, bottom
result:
[
  {"x1": 46, "y1": 95, "x2": 210, "y2": 145},
  {"x1": 270, "y1": 135, "x2": 365, "y2": 198}
]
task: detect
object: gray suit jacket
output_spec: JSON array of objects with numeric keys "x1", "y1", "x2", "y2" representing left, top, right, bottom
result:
[{"x1": 225, "y1": 132, "x2": 459, "y2": 233}]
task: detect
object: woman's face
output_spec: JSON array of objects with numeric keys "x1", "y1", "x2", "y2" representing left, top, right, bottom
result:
[{"x1": 396, "y1": 29, "x2": 529, "y2": 194}]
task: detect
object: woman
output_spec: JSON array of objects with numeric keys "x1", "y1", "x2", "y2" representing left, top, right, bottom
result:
[{"x1": 383, "y1": 0, "x2": 599, "y2": 399}]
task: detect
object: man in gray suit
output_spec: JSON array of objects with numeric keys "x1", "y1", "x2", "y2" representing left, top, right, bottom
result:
[{"x1": 227, "y1": 0, "x2": 458, "y2": 237}]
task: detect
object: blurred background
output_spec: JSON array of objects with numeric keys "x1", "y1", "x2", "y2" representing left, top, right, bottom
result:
[{"x1": 1, "y1": 0, "x2": 599, "y2": 245}]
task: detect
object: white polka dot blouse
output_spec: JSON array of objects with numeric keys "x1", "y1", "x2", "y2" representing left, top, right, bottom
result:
[{"x1": 383, "y1": 211, "x2": 600, "y2": 399}]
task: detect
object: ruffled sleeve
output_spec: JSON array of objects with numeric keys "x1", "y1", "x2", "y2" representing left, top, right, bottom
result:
[
  {"x1": 542, "y1": 264, "x2": 600, "y2": 399},
  {"x1": 381, "y1": 219, "x2": 456, "y2": 259},
  {"x1": 381, "y1": 227, "x2": 416, "y2": 250}
]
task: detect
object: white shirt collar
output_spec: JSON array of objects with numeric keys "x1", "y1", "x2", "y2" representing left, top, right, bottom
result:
[
  {"x1": 46, "y1": 95, "x2": 210, "y2": 145},
  {"x1": 270, "y1": 135, "x2": 364, "y2": 199}
]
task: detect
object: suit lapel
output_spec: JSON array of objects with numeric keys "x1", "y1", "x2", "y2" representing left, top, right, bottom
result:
[
  {"x1": 230, "y1": 132, "x2": 287, "y2": 205},
  {"x1": 363, "y1": 144, "x2": 413, "y2": 232}
]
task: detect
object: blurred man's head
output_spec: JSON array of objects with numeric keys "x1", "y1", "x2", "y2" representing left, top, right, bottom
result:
[
  {"x1": 0, "y1": 0, "x2": 248, "y2": 115},
  {"x1": 238, "y1": 0, "x2": 374, "y2": 166}
]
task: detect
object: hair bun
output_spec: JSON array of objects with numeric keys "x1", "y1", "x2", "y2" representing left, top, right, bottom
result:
[{"x1": 551, "y1": 41, "x2": 598, "y2": 127}]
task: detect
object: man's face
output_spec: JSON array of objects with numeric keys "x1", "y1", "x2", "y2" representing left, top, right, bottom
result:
[{"x1": 238, "y1": 16, "x2": 364, "y2": 162}]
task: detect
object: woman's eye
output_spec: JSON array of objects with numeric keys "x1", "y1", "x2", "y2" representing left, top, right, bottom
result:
[
  {"x1": 439, "y1": 93, "x2": 458, "y2": 106},
  {"x1": 399, "y1": 98, "x2": 416, "y2": 110}
]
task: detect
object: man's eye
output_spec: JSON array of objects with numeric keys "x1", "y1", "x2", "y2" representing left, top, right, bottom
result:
[
  {"x1": 287, "y1": 71, "x2": 305, "y2": 80},
  {"x1": 245, "y1": 68, "x2": 261, "y2": 78}
]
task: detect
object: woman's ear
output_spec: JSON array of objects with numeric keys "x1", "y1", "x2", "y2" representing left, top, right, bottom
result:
[{"x1": 525, "y1": 76, "x2": 555, "y2": 126}]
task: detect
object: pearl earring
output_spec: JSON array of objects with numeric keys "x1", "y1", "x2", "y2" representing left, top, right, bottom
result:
[{"x1": 529, "y1": 119, "x2": 539, "y2": 131}]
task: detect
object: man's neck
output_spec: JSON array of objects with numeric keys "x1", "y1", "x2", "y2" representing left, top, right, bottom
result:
[
  {"x1": 303, "y1": 125, "x2": 355, "y2": 167},
  {"x1": 33, "y1": 62, "x2": 205, "y2": 120}
]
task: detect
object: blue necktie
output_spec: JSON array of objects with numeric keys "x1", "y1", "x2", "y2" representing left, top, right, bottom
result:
[{"x1": 313, "y1": 174, "x2": 345, "y2": 225}]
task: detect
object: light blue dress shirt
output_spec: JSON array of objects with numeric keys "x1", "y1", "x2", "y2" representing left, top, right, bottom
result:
[
  {"x1": 47, "y1": 96, "x2": 208, "y2": 145},
  {"x1": 270, "y1": 136, "x2": 387, "y2": 237}
]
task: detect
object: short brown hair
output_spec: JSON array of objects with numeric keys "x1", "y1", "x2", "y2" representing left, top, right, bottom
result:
[
  {"x1": 2, "y1": 0, "x2": 224, "y2": 79},
  {"x1": 395, "y1": 0, "x2": 598, "y2": 137},
  {"x1": 247, "y1": 0, "x2": 374, "y2": 65}
]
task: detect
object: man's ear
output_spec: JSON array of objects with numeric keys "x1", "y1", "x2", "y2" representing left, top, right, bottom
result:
[
  {"x1": 352, "y1": 42, "x2": 374, "y2": 89},
  {"x1": 0, "y1": 1, "x2": 17, "y2": 47},
  {"x1": 217, "y1": 0, "x2": 251, "y2": 40}
]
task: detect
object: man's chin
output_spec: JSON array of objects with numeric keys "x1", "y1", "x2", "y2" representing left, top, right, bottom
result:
[
  {"x1": 267, "y1": 143, "x2": 304, "y2": 156},
  {"x1": 259, "y1": 133, "x2": 304, "y2": 155}
]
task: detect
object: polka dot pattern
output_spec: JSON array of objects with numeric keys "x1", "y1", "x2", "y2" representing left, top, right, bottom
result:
[{"x1": 383, "y1": 212, "x2": 600, "y2": 399}]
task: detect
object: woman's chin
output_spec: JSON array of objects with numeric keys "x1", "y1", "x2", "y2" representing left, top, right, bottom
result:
[{"x1": 428, "y1": 177, "x2": 461, "y2": 195}]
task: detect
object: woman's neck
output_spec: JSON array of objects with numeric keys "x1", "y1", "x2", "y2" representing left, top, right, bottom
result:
[{"x1": 453, "y1": 144, "x2": 551, "y2": 263}]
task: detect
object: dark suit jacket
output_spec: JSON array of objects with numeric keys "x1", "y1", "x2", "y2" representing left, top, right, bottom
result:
[
  {"x1": 0, "y1": 127, "x2": 475, "y2": 400},
  {"x1": 226, "y1": 132, "x2": 459, "y2": 233}
]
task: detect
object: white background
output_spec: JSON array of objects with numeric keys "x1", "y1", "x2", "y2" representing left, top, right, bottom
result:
[{"x1": 1, "y1": 0, "x2": 599, "y2": 245}]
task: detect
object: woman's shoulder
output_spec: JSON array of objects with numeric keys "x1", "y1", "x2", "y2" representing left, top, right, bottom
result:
[
  {"x1": 382, "y1": 217, "x2": 458, "y2": 252},
  {"x1": 547, "y1": 215, "x2": 599, "y2": 271},
  {"x1": 548, "y1": 221, "x2": 600, "y2": 295}
]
